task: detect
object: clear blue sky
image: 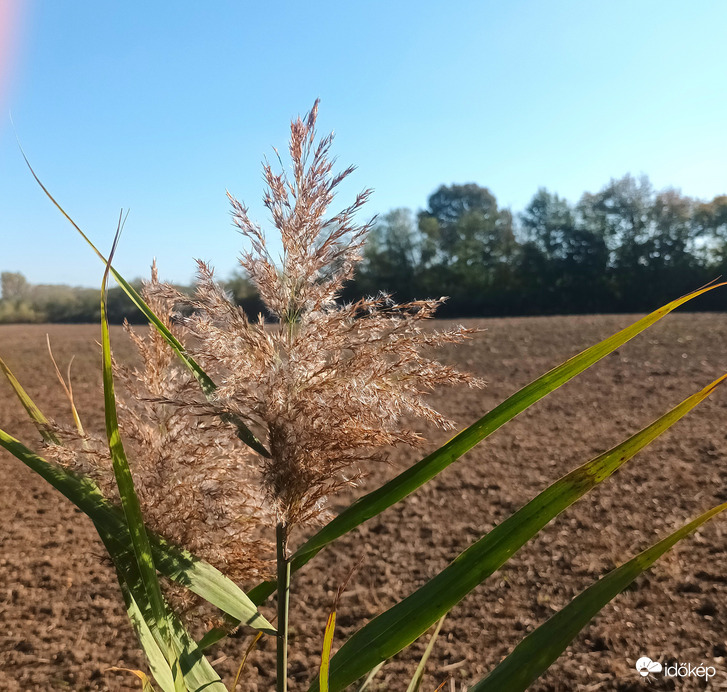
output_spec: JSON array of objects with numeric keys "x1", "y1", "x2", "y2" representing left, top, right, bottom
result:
[{"x1": 2, "y1": 1, "x2": 726, "y2": 288}]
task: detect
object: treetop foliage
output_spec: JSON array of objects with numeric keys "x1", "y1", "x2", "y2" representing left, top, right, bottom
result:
[{"x1": 350, "y1": 174, "x2": 726, "y2": 316}]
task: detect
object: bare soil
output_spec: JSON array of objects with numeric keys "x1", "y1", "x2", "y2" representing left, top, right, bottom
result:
[{"x1": 1, "y1": 314, "x2": 726, "y2": 691}]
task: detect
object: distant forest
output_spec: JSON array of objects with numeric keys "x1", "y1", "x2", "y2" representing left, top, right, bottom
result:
[{"x1": 2, "y1": 174, "x2": 726, "y2": 324}]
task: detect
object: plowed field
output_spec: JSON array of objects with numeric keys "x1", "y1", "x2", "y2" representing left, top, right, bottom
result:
[{"x1": 1, "y1": 313, "x2": 726, "y2": 691}]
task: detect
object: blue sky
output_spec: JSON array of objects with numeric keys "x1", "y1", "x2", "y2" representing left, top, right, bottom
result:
[{"x1": 1, "y1": 1, "x2": 726, "y2": 288}]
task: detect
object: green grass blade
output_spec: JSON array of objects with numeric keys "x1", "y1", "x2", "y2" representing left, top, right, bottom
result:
[
  {"x1": 0, "y1": 355, "x2": 60, "y2": 444},
  {"x1": 405, "y1": 615, "x2": 446, "y2": 692},
  {"x1": 0, "y1": 427, "x2": 275, "y2": 635},
  {"x1": 197, "y1": 628, "x2": 228, "y2": 652},
  {"x1": 21, "y1": 152, "x2": 270, "y2": 458},
  {"x1": 101, "y1": 232, "x2": 174, "y2": 660},
  {"x1": 98, "y1": 523, "x2": 228, "y2": 692},
  {"x1": 100, "y1": 527, "x2": 177, "y2": 692},
  {"x1": 169, "y1": 624, "x2": 226, "y2": 692},
  {"x1": 0, "y1": 427, "x2": 127, "y2": 518},
  {"x1": 355, "y1": 663, "x2": 385, "y2": 692},
  {"x1": 106, "y1": 527, "x2": 278, "y2": 636},
  {"x1": 249, "y1": 283, "x2": 726, "y2": 606},
  {"x1": 309, "y1": 374, "x2": 726, "y2": 691},
  {"x1": 469, "y1": 500, "x2": 727, "y2": 692}
]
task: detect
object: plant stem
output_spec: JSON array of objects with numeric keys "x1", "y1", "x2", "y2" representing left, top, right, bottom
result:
[{"x1": 276, "y1": 521, "x2": 291, "y2": 692}]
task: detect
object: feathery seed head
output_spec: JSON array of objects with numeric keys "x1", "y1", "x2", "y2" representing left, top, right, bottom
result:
[
  {"x1": 162, "y1": 101, "x2": 483, "y2": 528},
  {"x1": 44, "y1": 266, "x2": 274, "y2": 599}
]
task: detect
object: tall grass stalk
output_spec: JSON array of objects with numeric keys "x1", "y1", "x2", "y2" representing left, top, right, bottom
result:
[{"x1": 276, "y1": 521, "x2": 290, "y2": 692}]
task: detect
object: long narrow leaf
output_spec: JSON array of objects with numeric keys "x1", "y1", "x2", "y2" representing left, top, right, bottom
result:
[
  {"x1": 107, "y1": 668, "x2": 158, "y2": 692},
  {"x1": 469, "y1": 500, "x2": 727, "y2": 692},
  {"x1": 230, "y1": 632, "x2": 263, "y2": 692},
  {"x1": 46, "y1": 336, "x2": 85, "y2": 435},
  {"x1": 117, "y1": 597, "x2": 175, "y2": 692},
  {"x1": 309, "y1": 374, "x2": 726, "y2": 691},
  {"x1": 100, "y1": 527, "x2": 177, "y2": 692},
  {"x1": 101, "y1": 231, "x2": 174, "y2": 661},
  {"x1": 356, "y1": 663, "x2": 385, "y2": 692},
  {"x1": 318, "y1": 556, "x2": 363, "y2": 692},
  {"x1": 0, "y1": 355, "x2": 60, "y2": 444},
  {"x1": 170, "y1": 623, "x2": 228, "y2": 692},
  {"x1": 249, "y1": 283, "x2": 725, "y2": 606},
  {"x1": 405, "y1": 615, "x2": 446, "y2": 692},
  {"x1": 0, "y1": 428, "x2": 274, "y2": 634},
  {"x1": 319, "y1": 610, "x2": 336, "y2": 692},
  {"x1": 99, "y1": 523, "x2": 228, "y2": 692},
  {"x1": 21, "y1": 151, "x2": 270, "y2": 458},
  {"x1": 105, "y1": 527, "x2": 277, "y2": 635}
]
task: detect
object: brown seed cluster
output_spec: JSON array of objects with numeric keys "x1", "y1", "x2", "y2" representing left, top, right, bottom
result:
[
  {"x1": 44, "y1": 265, "x2": 274, "y2": 595},
  {"x1": 155, "y1": 101, "x2": 483, "y2": 529}
]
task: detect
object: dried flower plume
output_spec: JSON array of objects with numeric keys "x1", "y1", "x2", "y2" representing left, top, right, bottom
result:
[
  {"x1": 44, "y1": 265, "x2": 273, "y2": 598},
  {"x1": 158, "y1": 100, "x2": 482, "y2": 528}
]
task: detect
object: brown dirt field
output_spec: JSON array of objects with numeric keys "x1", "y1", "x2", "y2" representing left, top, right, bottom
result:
[{"x1": 1, "y1": 314, "x2": 726, "y2": 692}]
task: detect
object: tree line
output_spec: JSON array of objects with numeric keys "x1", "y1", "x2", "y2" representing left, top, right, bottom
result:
[
  {"x1": 0, "y1": 272, "x2": 149, "y2": 324},
  {"x1": 348, "y1": 174, "x2": 727, "y2": 315},
  {"x1": 2, "y1": 173, "x2": 726, "y2": 323}
]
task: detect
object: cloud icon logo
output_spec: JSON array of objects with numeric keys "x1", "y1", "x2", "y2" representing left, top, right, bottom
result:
[{"x1": 635, "y1": 657, "x2": 662, "y2": 677}]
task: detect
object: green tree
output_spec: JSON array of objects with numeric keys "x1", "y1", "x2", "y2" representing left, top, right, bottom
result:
[
  {"x1": 0, "y1": 272, "x2": 44, "y2": 323},
  {"x1": 357, "y1": 208, "x2": 419, "y2": 300},
  {"x1": 1, "y1": 272, "x2": 30, "y2": 301},
  {"x1": 521, "y1": 188, "x2": 575, "y2": 259},
  {"x1": 418, "y1": 184, "x2": 517, "y2": 312},
  {"x1": 693, "y1": 194, "x2": 727, "y2": 267},
  {"x1": 577, "y1": 175, "x2": 654, "y2": 267},
  {"x1": 649, "y1": 189, "x2": 694, "y2": 266},
  {"x1": 519, "y1": 189, "x2": 609, "y2": 313}
]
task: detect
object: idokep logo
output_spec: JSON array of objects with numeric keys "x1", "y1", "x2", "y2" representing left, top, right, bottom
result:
[
  {"x1": 635, "y1": 657, "x2": 662, "y2": 678},
  {"x1": 635, "y1": 656, "x2": 717, "y2": 681}
]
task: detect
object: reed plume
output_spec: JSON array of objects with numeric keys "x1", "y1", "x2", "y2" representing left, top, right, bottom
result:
[
  {"x1": 157, "y1": 100, "x2": 482, "y2": 530},
  {"x1": 44, "y1": 265, "x2": 273, "y2": 598}
]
